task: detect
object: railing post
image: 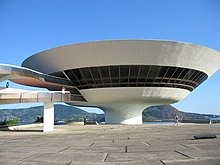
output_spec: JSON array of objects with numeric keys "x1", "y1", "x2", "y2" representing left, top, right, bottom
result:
[
  {"x1": 20, "y1": 93, "x2": 22, "y2": 103},
  {"x1": 68, "y1": 93, "x2": 71, "y2": 101}
]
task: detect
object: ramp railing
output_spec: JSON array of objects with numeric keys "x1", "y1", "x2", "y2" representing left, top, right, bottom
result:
[{"x1": 0, "y1": 91, "x2": 86, "y2": 104}]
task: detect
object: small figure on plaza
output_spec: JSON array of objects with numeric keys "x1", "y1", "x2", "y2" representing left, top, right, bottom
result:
[
  {"x1": 62, "y1": 87, "x2": 65, "y2": 94},
  {"x1": 174, "y1": 114, "x2": 179, "y2": 125},
  {"x1": 83, "y1": 118, "x2": 87, "y2": 125},
  {"x1": 6, "y1": 82, "x2": 9, "y2": 88}
]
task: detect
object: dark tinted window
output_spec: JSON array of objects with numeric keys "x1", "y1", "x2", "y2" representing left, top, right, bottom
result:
[
  {"x1": 130, "y1": 65, "x2": 139, "y2": 77},
  {"x1": 148, "y1": 66, "x2": 159, "y2": 78},
  {"x1": 165, "y1": 67, "x2": 176, "y2": 77},
  {"x1": 101, "y1": 66, "x2": 109, "y2": 78},
  {"x1": 60, "y1": 65, "x2": 207, "y2": 92},
  {"x1": 172, "y1": 68, "x2": 182, "y2": 78},
  {"x1": 139, "y1": 66, "x2": 149, "y2": 78},
  {"x1": 157, "y1": 66, "x2": 168, "y2": 77},
  {"x1": 72, "y1": 69, "x2": 82, "y2": 80},
  {"x1": 110, "y1": 66, "x2": 119, "y2": 78},
  {"x1": 120, "y1": 65, "x2": 129, "y2": 77},
  {"x1": 90, "y1": 67, "x2": 100, "y2": 79},
  {"x1": 81, "y1": 68, "x2": 91, "y2": 79}
]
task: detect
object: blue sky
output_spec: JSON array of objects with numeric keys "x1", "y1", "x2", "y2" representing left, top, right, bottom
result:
[{"x1": 0, "y1": 0, "x2": 220, "y2": 115}]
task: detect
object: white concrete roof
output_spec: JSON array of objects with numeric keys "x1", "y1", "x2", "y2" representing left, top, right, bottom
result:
[{"x1": 22, "y1": 40, "x2": 220, "y2": 77}]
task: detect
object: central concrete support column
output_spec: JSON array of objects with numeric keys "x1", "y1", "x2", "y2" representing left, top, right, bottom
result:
[
  {"x1": 103, "y1": 103, "x2": 149, "y2": 124},
  {"x1": 43, "y1": 102, "x2": 54, "y2": 132}
]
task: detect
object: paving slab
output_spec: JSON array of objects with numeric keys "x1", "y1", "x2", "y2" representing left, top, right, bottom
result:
[
  {"x1": 0, "y1": 160, "x2": 68, "y2": 165},
  {"x1": 0, "y1": 123, "x2": 220, "y2": 164},
  {"x1": 61, "y1": 146, "x2": 125, "y2": 153},
  {"x1": 127, "y1": 144, "x2": 189, "y2": 152},
  {"x1": 182, "y1": 142, "x2": 220, "y2": 150},
  {"x1": 106, "y1": 151, "x2": 190, "y2": 162},
  {"x1": 24, "y1": 152, "x2": 105, "y2": 163},
  {"x1": 176, "y1": 149, "x2": 220, "y2": 158},
  {"x1": 68, "y1": 161, "x2": 164, "y2": 165},
  {"x1": 0, "y1": 151, "x2": 37, "y2": 161},
  {"x1": 162, "y1": 158, "x2": 220, "y2": 165},
  {"x1": 6, "y1": 146, "x2": 68, "y2": 153}
]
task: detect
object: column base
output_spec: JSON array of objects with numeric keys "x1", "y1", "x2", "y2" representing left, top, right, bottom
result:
[{"x1": 102, "y1": 103, "x2": 148, "y2": 124}]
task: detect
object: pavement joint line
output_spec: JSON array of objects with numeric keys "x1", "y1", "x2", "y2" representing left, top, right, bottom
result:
[
  {"x1": 178, "y1": 144, "x2": 196, "y2": 150},
  {"x1": 102, "y1": 152, "x2": 109, "y2": 162},
  {"x1": 22, "y1": 160, "x2": 44, "y2": 163},
  {"x1": 174, "y1": 150, "x2": 193, "y2": 159},
  {"x1": 142, "y1": 141, "x2": 151, "y2": 146},
  {"x1": 125, "y1": 146, "x2": 128, "y2": 153},
  {"x1": 160, "y1": 160, "x2": 166, "y2": 165},
  {"x1": 37, "y1": 142, "x2": 50, "y2": 146},
  {"x1": 89, "y1": 143, "x2": 95, "y2": 147},
  {"x1": 58, "y1": 147, "x2": 71, "y2": 153},
  {"x1": 155, "y1": 137, "x2": 162, "y2": 141},
  {"x1": 19, "y1": 153, "x2": 39, "y2": 162}
]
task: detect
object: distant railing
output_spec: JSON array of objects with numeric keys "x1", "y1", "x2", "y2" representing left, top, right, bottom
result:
[{"x1": 0, "y1": 91, "x2": 86, "y2": 104}]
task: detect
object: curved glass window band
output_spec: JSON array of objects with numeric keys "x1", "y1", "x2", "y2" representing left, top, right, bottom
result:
[{"x1": 53, "y1": 65, "x2": 208, "y2": 91}]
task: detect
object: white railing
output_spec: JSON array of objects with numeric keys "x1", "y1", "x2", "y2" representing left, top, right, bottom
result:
[{"x1": 0, "y1": 91, "x2": 84, "y2": 104}]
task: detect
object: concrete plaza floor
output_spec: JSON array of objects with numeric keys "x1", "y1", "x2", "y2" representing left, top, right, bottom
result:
[{"x1": 0, "y1": 123, "x2": 220, "y2": 165}]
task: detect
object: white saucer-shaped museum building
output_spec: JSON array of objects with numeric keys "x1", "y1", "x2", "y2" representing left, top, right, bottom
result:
[{"x1": 21, "y1": 40, "x2": 220, "y2": 124}]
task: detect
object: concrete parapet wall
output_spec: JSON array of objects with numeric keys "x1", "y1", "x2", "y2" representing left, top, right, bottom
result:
[
  {"x1": 0, "y1": 123, "x2": 43, "y2": 131},
  {"x1": 181, "y1": 118, "x2": 210, "y2": 124}
]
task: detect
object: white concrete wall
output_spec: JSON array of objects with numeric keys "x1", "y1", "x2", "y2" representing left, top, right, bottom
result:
[
  {"x1": 79, "y1": 87, "x2": 189, "y2": 124},
  {"x1": 79, "y1": 87, "x2": 190, "y2": 104},
  {"x1": 43, "y1": 102, "x2": 54, "y2": 132}
]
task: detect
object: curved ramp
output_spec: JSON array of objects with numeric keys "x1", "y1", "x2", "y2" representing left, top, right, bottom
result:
[
  {"x1": 0, "y1": 64, "x2": 73, "y2": 88},
  {"x1": 0, "y1": 64, "x2": 86, "y2": 102}
]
